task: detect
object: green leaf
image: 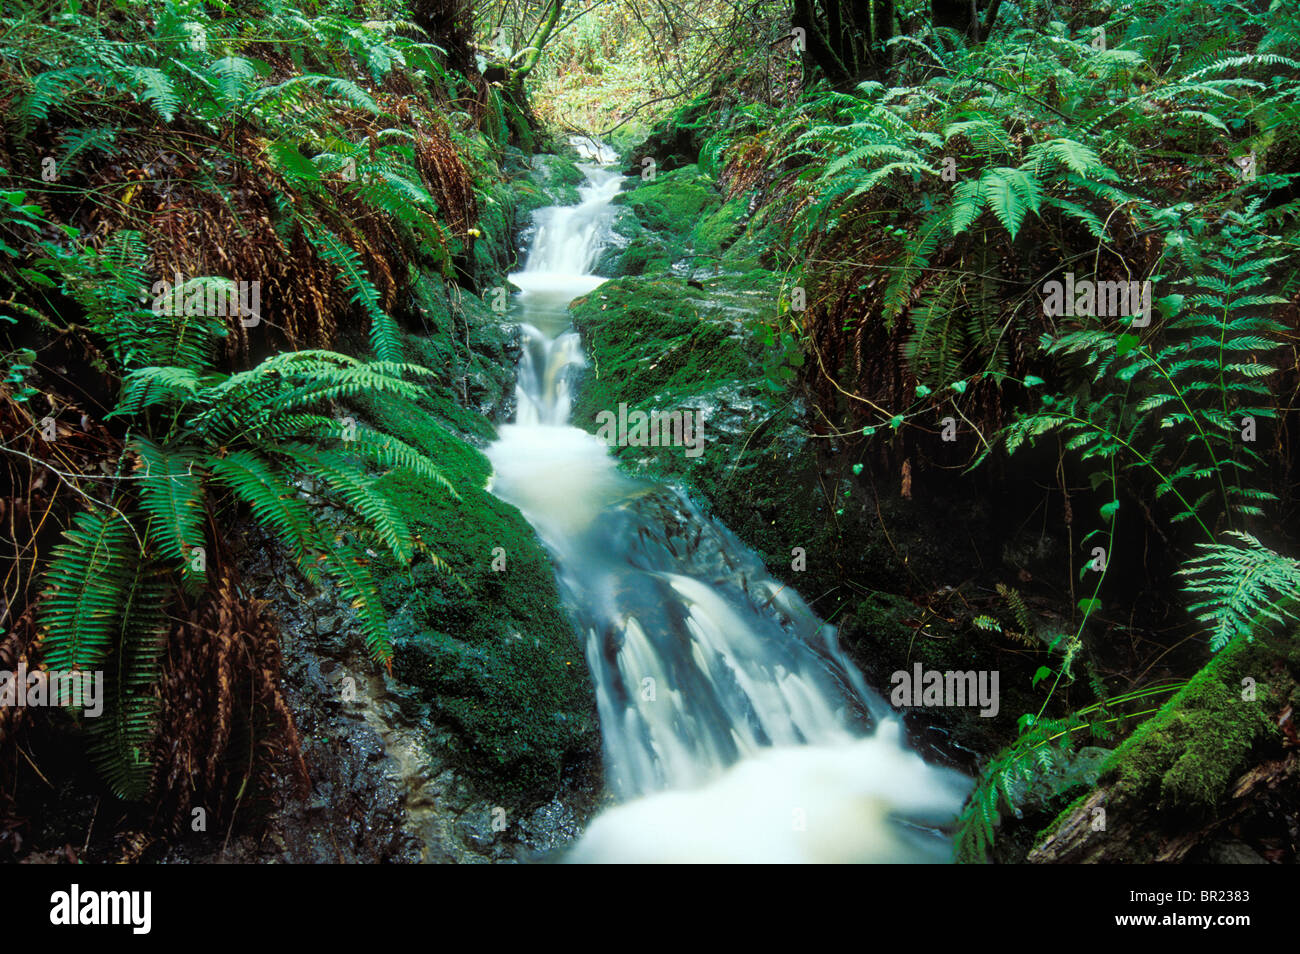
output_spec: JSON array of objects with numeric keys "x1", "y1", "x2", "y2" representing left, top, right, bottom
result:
[
  {"x1": 132, "y1": 437, "x2": 207, "y2": 592},
  {"x1": 980, "y1": 167, "x2": 1042, "y2": 240}
]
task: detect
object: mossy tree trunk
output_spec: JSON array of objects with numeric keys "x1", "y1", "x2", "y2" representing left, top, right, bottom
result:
[
  {"x1": 1028, "y1": 627, "x2": 1300, "y2": 863},
  {"x1": 482, "y1": 0, "x2": 564, "y2": 149}
]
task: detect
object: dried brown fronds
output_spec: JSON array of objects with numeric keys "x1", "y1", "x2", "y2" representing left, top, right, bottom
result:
[{"x1": 152, "y1": 572, "x2": 307, "y2": 834}]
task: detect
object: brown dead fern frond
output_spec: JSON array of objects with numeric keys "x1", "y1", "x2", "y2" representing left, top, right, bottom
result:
[{"x1": 152, "y1": 572, "x2": 307, "y2": 835}]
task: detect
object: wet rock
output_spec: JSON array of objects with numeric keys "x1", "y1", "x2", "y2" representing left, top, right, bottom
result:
[
  {"x1": 1205, "y1": 840, "x2": 1268, "y2": 863},
  {"x1": 160, "y1": 524, "x2": 602, "y2": 865},
  {"x1": 517, "y1": 152, "x2": 586, "y2": 218}
]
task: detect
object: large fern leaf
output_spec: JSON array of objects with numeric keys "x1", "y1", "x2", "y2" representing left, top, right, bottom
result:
[
  {"x1": 40, "y1": 509, "x2": 142, "y2": 671},
  {"x1": 132, "y1": 437, "x2": 207, "y2": 592}
]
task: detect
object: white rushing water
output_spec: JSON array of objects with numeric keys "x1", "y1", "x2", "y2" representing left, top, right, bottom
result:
[{"x1": 486, "y1": 153, "x2": 969, "y2": 863}]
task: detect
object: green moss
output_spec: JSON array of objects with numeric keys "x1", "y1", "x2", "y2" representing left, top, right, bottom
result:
[
  {"x1": 606, "y1": 166, "x2": 777, "y2": 276},
  {"x1": 568, "y1": 268, "x2": 865, "y2": 601},
  {"x1": 636, "y1": 96, "x2": 713, "y2": 170},
  {"x1": 616, "y1": 165, "x2": 719, "y2": 239},
  {"x1": 570, "y1": 272, "x2": 770, "y2": 418},
  {"x1": 606, "y1": 121, "x2": 650, "y2": 158},
  {"x1": 352, "y1": 391, "x2": 599, "y2": 803},
  {"x1": 692, "y1": 195, "x2": 749, "y2": 257},
  {"x1": 1102, "y1": 630, "x2": 1292, "y2": 810},
  {"x1": 399, "y1": 277, "x2": 515, "y2": 445},
  {"x1": 608, "y1": 236, "x2": 679, "y2": 277},
  {"x1": 1029, "y1": 626, "x2": 1299, "y2": 856},
  {"x1": 470, "y1": 178, "x2": 519, "y2": 287},
  {"x1": 520, "y1": 152, "x2": 585, "y2": 213}
]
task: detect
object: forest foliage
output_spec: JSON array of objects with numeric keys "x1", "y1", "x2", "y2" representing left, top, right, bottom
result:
[
  {"x1": 0, "y1": 0, "x2": 1297, "y2": 863},
  {"x1": 0, "y1": 0, "x2": 511, "y2": 818},
  {"x1": 639, "y1": 0, "x2": 1300, "y2": 861}
]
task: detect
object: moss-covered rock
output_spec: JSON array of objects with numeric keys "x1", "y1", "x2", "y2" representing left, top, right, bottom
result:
[
  {"x1": 615, "y1": 164, "x2": 720, "y2": 240},
  {"x1": 631, "y1": 96, "x2": 713, "y2": 172},
  {"x1": 402, "y1": 275, "x2": 518, "y2": 443},
  {"x1": 606, "y1": 235, "x2": 674, "y2": 276},
  {"x1": 1102, "y1": 631, "x2": 1293, "y2": 811},
  {"x1": 354, "y1": 389, "x2": 600, "y2": 803},
  {"x1": 337, "y1": 268, "x2": 605, "y2": 805},
  {"x1": 571, "y1": 271, "x2": 774, "y2": 418},
  {"x1": 516, "y1": 151, "x2": 586, "y2": 219},
  {"x1": 470, "y1": 177, "x2": 520, "y2": 287},
  {"x1": 693, "y1": 195, "x2": 750, "y2": 257},
  {"x1": 601, "y1": 166, "x2": 773, "y2": 277}
]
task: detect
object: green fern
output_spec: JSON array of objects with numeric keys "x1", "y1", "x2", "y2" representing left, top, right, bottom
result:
[
  {"x1": 40, "y1": 509, "x2": 142, "y2": 672},
  {"x1": 127, "y1": 65, "x2": 179, "y2": 121},
  {"x1": 902, "y1": 280, "x2": 963, "y2": 385},
  {"x1": 40, "y1": 508, "x2": 167, "y2": 800},
  {"x1": 301, "y1": 221, "x2": 403, "y2": 362},
  {"x1": 996, "y1": 203, "x2": 1287, "y2": 531},
  {"x1": 131, "y1": 437, "x2": 207, "y2": 593},
  {"x1": 981, "y1": 167, "x2": 1044, "y2": 240},
  {"x1": 29, "y1": 225, "x2": 459, "y2": 798},
  {"x1": 1179, "y1": 532, "x2": 1300, "y2": 651},
  {"x1": 83, "y1": 556, "x2": 169, "y2": 801}
]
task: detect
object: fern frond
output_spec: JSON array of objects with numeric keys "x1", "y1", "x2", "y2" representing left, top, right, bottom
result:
[
  {"x1": 276, "y1": 442, "x2": 414, "y2": 564},
  {"x1": 1179, "y1": 531, "x2": 1300, "y2": 650},
  {"x1": 208, "y1": 450, "x2": 325, "y2": 584},
  {"x1": 84, "y1": 558, "x2": 169, "y2": 801},
  {"x1": 320, "y1": 541, "x2": 393, "y2": 664},
  {"x1": 132, "y1": 437, "x2": 207, "y2": 592},
  {"x1": 301, "y1": 221, "x2": 402, "y2": 361},
  {"x1": 40, "y1": 509, "x2": 142, "y2": 671},
  {"x1": 127, "y1": 66, "x2": 179, "y2": 122},
  {"x1": 981, "y1": 167, "x2": 1043, "y2": 239}
]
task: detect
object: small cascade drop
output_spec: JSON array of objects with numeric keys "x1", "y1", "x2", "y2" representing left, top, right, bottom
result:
[{"x1": 486, "y1": 149, "x2": 969, "y2": 862}]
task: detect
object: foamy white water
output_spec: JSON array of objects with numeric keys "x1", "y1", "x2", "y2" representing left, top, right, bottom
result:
[{"x1": 486, "y1": 150, "x2": 969, "y2": 862}]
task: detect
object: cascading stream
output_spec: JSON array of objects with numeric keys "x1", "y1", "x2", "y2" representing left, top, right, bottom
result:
[{"x1": 486, "y1": 147, "x2": 969, "y2": 862}]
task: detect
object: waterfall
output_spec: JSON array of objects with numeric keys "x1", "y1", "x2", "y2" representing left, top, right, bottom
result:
[{"x1": 486, "y1": 154, "x2": 969, "y2": 862}]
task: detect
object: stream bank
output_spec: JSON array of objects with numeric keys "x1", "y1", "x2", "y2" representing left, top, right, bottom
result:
[
  {"x1": 559, "y1": 112, "x2": 1300, "y2": 863},
  {"x1": 11, "y1": 150, "x2": 609, "y2": 865},
  {"x1": 207, "y1": 154, "x2": 616, "y2": 862}
]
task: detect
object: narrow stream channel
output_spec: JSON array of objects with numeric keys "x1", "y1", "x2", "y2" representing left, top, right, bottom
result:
[{"x1": 486, "y1": 147, "x2": 970, "y2": 862}]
